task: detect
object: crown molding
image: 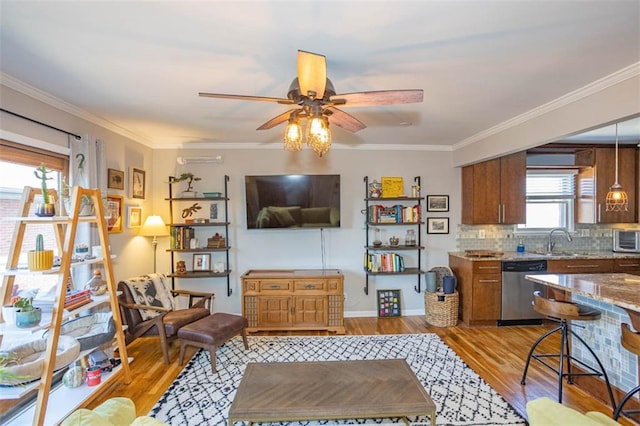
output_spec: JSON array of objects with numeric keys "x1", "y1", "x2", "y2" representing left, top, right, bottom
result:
[
  {"x1": 156, "y1": 141, "x2": 452, "y2": 151},
  {"x1": 1, "y1": 72, "x2": 156, "y2": 147},
  {"x1": 453, "y1": 62, "x2": 640, "y2": 151}
]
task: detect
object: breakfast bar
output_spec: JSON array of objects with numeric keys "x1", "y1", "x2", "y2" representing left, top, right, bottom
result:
[{"x1": 525, "y1": 273, "x2": 640, "y2": 403}]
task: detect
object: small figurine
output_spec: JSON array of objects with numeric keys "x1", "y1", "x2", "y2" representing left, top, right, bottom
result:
[{"x1": 176, "y1": 260, "x2": 187, "y2": 274}]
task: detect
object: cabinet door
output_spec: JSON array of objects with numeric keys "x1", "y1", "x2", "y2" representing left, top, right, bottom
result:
[
  {"x1": 595, "y1": 147, "x2": 637, "y2": 224},
  {"x1": 257, "y1": 296, "x2": 291, "y2": 327},
  {"x1": 500, "y1": 152, "x2": 526, "y2": 224},
  {"x1": 546, "y1": 259, "x2": 614, "y2": 274},
  {"x1": 471, "y1": 274, "x2": 501, "y2": 321},
  {"x1": 293, "y1": 296, "x2": 327, "y2": 326},
  {"x1": 464, "y1": 158, "x2": 501, "y2": 224}
]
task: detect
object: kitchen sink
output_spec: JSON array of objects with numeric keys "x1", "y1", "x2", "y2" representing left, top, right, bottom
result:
[{"x1": 532, "y1": 251, "x2": 582, "y2": 257}]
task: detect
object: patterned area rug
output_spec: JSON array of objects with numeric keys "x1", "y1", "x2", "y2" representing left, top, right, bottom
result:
[{"x1": 149, "y1": 334, "x2": 526, "y2": 426}]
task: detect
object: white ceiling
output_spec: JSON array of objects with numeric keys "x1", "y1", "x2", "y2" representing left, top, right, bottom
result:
[{"x1": 1, "y1": 1, "x2": 639, "y2": 150}]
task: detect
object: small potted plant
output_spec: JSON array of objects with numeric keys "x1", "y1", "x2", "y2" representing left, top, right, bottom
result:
[
  {"x1": 34, "y1": 163, "x2": 55, "y2": 217},
  {"x1": 169, "y1": 173, "x2": 202, "y2": 198},
  {"x1": 12, "y1": 296, "x2": 42, "y2": 328},
  {"x1": 27, "y1": 234, "x2": 54, "y2": 271}
]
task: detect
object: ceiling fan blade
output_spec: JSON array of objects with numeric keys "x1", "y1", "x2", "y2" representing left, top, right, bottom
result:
[
  {"x1": 325, "y1": 107, "x2": 367, "y2": 133},
  {"x1": 297, "y1": 50, "x2": 326, "y2": 99},
  {"x1": 256, "y1": 109, "x2": 301, "y2": 130},
  {"x1": 199, "y1": 92, "x2": 293, "y2": 105},
  {"x1": 330, "y1": 90, "x2": 423, "y2": 107}
]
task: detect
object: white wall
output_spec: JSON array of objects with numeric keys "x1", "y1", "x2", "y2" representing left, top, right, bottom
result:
[{"x1": 149, "y1": 148, "x2": 460, "y2": 316}]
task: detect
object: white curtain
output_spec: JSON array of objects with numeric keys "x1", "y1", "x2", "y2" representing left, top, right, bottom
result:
[{"x1": 68, "y1": 135, "x2": 106, "y2": 287}]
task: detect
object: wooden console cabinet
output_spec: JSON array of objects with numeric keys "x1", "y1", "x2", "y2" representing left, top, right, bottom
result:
[{"x1": 241, "y1": 269, "x2": 345, "y2": 334}]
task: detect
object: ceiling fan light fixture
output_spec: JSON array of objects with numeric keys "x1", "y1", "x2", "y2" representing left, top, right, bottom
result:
[
  {"x1": 283, "y1": 114, "x2": 303, "y2": 151},
  {"x1": 605, "y1": 123, "x2": 629, "y2": 212},
  {"x1": 307, "y1": 116, "x2": 331, "y2": 157}
]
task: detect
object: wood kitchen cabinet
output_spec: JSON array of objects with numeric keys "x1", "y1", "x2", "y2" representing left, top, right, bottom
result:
[
  {"x1": 546, "y1": 258, "x2": 614, "y2": 274},
  {"x1": 241, "y1": 269, "x2": 345, "y2": 334},
  {"x1": 614, "y1": 258, "x2": 640, "y2": 275},
  {"x1": 449, "y1": 256, "x2": 502, "y2": 326},
  {"x1": 461, "y1": 151, "x2": 526, "y2": 224},
  {"x1": 576, "y1": 146, "x2": 637, "y2": 224}
]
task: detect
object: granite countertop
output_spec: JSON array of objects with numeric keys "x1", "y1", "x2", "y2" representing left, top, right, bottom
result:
[
  {"x1": 525, "y1": 273, "x2": 640, "y2": 312},
  {"x1": 449, "y1": 250, "x2": 640, "y2": 261}
]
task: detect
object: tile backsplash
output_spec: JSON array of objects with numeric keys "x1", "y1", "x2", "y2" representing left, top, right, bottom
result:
[{"x1": 456, "y1": 224, "x2": 640, "y2": 252}]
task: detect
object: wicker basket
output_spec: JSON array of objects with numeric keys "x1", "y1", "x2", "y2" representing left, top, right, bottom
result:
[{"x1": 425, "y1": 291, "x2": 459, "y2": 327}]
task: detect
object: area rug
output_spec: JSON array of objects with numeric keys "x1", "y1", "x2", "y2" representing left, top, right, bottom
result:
[{"x1": 149, "y1": 334, "x2": 526, "y2": 426}]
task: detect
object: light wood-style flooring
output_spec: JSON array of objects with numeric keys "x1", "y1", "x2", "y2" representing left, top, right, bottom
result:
[{"x1": 89, "y1": 316, "x2": 635, "y2": 424}]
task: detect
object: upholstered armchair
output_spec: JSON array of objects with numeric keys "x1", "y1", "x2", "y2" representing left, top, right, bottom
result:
[{"x1": 117, "y1": 273, "x2": 214, "y2": 364}]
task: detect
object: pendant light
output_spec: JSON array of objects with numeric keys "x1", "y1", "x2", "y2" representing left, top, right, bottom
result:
[
  {"x1": 283, "y1": 112, "x2": 302, "y2": 151},
  {"x1": 605, "y1": 123, "x2": 629, "y2": 212}
]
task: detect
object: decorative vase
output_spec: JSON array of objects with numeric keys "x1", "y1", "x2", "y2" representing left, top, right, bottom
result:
[
  {"x1": 34, "y1": 203, "x2": 55, "y2": 217},
  {"x1": 15, "y1": 307, "x2": 42, "y2": 328},
  {"x1": 63, "y1": 365, "x2": 86, "y2": 388},
  {"x1": 181, "y1": 190, "x2": 198, "y2": 198},
  {"x1": 2, "y1": 305, "x2": 16, "y2": 324},
  {"x1": 28, "y1": 250, "x2": 54, "y2": 271}
]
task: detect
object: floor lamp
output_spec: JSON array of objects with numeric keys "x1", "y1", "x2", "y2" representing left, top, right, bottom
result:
[{"x1": 139, "y1": 215, "x2": 169, "y2": 273}]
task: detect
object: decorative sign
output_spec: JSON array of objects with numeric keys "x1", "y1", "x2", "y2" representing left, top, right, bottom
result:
[
  {"x1": 381, "y1": 177, "x2": 404, "y2": 198},
  {"x1": 377, "y1": 289, "x2": 401, "y2": 317}
]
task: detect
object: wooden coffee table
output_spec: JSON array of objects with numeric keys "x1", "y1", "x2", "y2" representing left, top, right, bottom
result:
[{"x1": 228, "y1": 359, "x2": 436, "y2": 425}]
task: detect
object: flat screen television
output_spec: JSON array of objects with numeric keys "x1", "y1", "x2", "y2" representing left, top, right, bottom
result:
[{"x1": 245, "y1": 174, "x2": 341, "y2": 229}]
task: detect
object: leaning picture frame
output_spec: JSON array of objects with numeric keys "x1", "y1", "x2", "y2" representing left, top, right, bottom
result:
[
  {"x1": 427, "y1": 217, "x2": 449, "y2": 234},
  {"x1": 193, "y1": 253, "x2": 211, "y2": 272},
  {"x1": 377, "y1": 289, "x2": 402, "y2": 317},
  {"x1": 426, "y1": 195, "x2": 449, "y2": 212},
  {"x1": 129, "y1": 167, "x2": 146, "y2": 200},
  {"x1": 106, "y1": 195, "x2": 123, "y2": 233}
]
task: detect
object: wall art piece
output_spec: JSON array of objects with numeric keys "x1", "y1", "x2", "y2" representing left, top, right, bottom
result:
[
  {"x1": 193, "y1": 253, "x2": 211, "y2": 272},
  {"x1": 106, "y1": 195, "x2": 123, "y2": 233},
  {"x1": 427, "y1": 217, "x2": 449, "y2": 234},
  {"x1": 107, "y1": 168, "x2": 125, "y2": 190},
  {"x1": 129, "y1": 167, "x2": 146, "y2": 199},
  {"x1": 426, "y1": 195, "x2": 449, "y2": 212},
  {"x1": 127, "y1": 206, "x2": 143, "y2": 228}
]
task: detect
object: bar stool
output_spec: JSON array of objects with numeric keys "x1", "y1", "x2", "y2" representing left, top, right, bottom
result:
[
  {"x1": 613, "y1": 313, "x2": 640, "y2": 420},
  {"x1": 521, "y1": 291, "x2": 616, "y2": 408}
]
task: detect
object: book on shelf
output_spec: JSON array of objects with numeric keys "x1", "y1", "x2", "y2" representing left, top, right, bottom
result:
[{"x1": 365, "y1": 252, "x2": 405, "y2": 273}]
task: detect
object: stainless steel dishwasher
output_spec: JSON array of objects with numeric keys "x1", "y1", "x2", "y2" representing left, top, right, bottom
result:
[{"x1": 499, "y1": 260, "x2": 548, "y2": 326}]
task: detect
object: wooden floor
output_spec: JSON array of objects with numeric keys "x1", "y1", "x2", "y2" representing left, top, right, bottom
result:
[{"x1": 88, "y1": 316, "x2": 636, "y2": 425}]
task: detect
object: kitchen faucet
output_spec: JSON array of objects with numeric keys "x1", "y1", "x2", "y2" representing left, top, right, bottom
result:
[{"x1": 547, "y1": 227, "x2": 572, "y2": 253}]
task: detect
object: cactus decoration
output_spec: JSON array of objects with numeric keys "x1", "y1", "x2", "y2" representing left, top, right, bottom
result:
[
  {"x1": 34, "y1": 163, "x2": 53, "y2": 204},
  {"x1": 35, "y1": 234, "x2": 44, "y2": 252}
]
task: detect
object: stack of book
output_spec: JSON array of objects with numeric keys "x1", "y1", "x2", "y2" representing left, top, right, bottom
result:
[
  {"x1": 171, "y1": 226, "x2": 195, "y2": 249},
  {"x1": 364, "y1": 252, "x2": 405, "y2": 273},
  {"x1": 64, "y1": 289, "x2": 92, "y2": 310}
]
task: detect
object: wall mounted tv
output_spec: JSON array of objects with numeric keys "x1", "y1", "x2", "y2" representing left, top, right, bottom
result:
[{"x1": 245, "y1": 174, "x2": 341, "y2": 229}]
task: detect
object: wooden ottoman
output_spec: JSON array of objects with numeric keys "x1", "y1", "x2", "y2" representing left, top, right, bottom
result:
[{"x1": 177, "y1": 312, "x2": 249, "y2": 372}]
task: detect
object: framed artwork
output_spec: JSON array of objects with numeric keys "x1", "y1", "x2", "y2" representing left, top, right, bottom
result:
[
  {"x1": 127, "y1": 206, "x2": 143, "y2": 229},
  {"x1": 193, "y1": 253, "x2": 211, "y2": 272},
  {"x1": 106, "y1": 195, "x2": 123, "y2": 233},
  {"x1": 427, "y1": 217, "x2": 449, "y2": 234},
  {"x1": 107, "y1": 168, "x2": 125, "y2": 190},
  {"x1": 426, "y1": 195, "x2": 449, "y2": 212},
  {"x1": 129, "y1": 167, "x2": 146, "y2": 199},
  {"x1": 377, "y1": 289, "x2": 401, "y2": 317}
]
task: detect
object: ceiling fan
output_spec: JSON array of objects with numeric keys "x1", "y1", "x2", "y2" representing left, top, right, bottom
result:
[{"x1": 199, "y1": 50, "x2": 424, "y2": 155}]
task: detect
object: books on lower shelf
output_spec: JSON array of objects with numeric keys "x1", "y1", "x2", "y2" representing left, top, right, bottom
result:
[
  {"x1": 64, "y1": 289, "x2": 92, "y2": 310},
  {"x1": 364, "y1": 252, "x2": 405, "y2": 273}
]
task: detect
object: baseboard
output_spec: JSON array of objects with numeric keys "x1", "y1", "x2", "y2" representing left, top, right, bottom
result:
[{"x1": 344, "y1": 309, "x2": 425, "y2": 318}]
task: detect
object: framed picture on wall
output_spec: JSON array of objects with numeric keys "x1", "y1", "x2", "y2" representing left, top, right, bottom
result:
[
  {"x1": 106, "y1": 195, "x2": 123, "y2": 233},
  {"x1": 427, "y1": 217, "x2": 449, "y2": 234},
  {"x1": 426, "y1": 195, "x2": 449, "y2": 212},
  {"x1": 129, "y1": 167, "x2": 146, "y2": 200},
  {"x1": 127, "y1": 206, "x2": 143, "y2": 229},
  {"x1": 107, "y1": 168, "x2": 125, "y2": 190},
  {"x1": 377, "y1": 289, "x2": 402, "y2": 317}
]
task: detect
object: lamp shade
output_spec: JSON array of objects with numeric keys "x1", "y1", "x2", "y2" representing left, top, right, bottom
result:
[{"x1": 139, "y1": 215, "x2": 169, "y2": 237}]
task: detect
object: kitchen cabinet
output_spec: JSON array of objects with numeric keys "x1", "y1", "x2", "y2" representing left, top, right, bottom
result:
[
  {"x1": 546, "y1": 258, "x2": 614, "y2": 274},
  {"x1": 241, "y1": 269, "x2": 345, "y2": 334},
  {"x1": 614, "y1": 258, "x2": 640, "y2": 275},
  {"x1": 576, "y1": 147, "x2": 637, "y2": 224},
  {"x1": 448, "y1": 256, "x2": 501, "y2": 326},
  {"x1": 461, "y1": 151, "x2": 526, "y2": 224}
]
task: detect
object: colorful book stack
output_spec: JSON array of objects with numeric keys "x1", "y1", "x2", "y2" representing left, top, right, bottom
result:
[
  {"x1": 364, "y1": 252, "x2": 405, "y2": 273},
  {"x1": 368, "y1": 204, "x2": 420, "y2": 223},
  {"x1": 64, "y1": 289, "x2": 92, "y2": 310}
]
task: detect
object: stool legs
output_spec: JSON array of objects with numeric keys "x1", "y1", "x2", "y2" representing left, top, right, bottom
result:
[
  {"x1": 614, "y1": 385, "x2": 640, "y2": 420},
  {"x1": 521, "y1": 320, "x2": 616, "y2": 408}
]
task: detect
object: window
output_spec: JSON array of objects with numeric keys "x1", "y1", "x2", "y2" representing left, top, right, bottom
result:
[
  {"x1": 0, "y1": 140, "x2": 69, "y2": 298},
  {"x1": 516, "y1": 170, "x2": 576, "y2": 233}
]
